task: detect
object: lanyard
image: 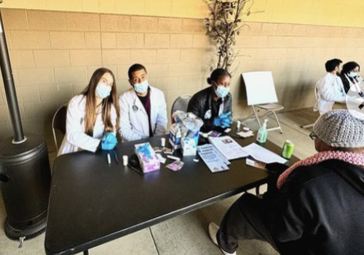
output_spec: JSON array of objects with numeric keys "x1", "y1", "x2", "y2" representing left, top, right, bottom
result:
[{"x1": 204, "y1": 94, "x2": 224, "y2": 119}]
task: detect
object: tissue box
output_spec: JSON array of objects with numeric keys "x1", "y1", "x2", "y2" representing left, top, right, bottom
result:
[
  {"x1": 181, "y1": 137, "x2": 197, "y2": 156},
  {"x1": 134, "y1": 143, "x2": 160, "y2": 173}
]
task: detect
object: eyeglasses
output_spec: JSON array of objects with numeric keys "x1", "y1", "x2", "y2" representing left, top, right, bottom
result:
[{"x1": 309, "y1": 132, "x2": 318, "y2": 140}]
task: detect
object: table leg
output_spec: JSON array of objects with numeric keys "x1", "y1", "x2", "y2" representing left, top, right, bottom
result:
[
  {"x1": 255, "y1": 186, "x2": 260, "y2": 195},
  {"x1": 84, "y1": 250, "x2": 89, "y2": 255},
  {"x1": 300, "y1": 123, "x2": 314, "y2": 129}
]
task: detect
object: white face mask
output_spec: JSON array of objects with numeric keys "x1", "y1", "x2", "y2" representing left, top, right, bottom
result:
[
  {"x1": 96, "y1": 83, "x2": 111, "y2": 99},
  {"x1": 134, "y1": 80, "x2": 149, "y2": 94},
  {"x1": 348, "y1": 72, "x2": 358, "y2": 78},
  {"x1": 213, "y1": 81, "x2": 230, "y2": 99},
  {"x1": 215, "y1": 85, "x2": 230, "y2": 98}
]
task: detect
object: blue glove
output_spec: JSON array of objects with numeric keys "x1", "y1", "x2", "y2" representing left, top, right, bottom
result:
[
  {"x1": 101, "y1": 133, "x2": 117, "y2": 150},
  {"x1": 213, "y1": 111, "x2": 233, "y2": 128}
]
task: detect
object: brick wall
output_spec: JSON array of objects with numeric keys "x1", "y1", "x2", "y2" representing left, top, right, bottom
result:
[
  {"x1": 0, "y1": 9, "x2": 210, "y2": 151},
  {"x1": 1, "y1": 8, "x2": 364, "y2": 152},
  {"x1": 232, "y1": 23, "x2": 364, "y2": 113},
  {"x1": 3, "y1": 0, "x2": 364, "y2": 28}
]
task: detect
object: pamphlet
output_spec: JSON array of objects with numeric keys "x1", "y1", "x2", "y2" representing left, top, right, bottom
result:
[
  {"x1": 208, "y1": 136, "x2": 249, "y2": 160},
  {"x1": 197, "y1": 144, "x2": 230, "y2": 173},
  {"x1": 166, "y1": 161, "x2": 184, "y2": 171},
  {"x1": 197, "y1": 136, "x2": 287, "y2": 173},
  {"x1": 198, "y1": 144, "x2": 230, "y2": 165},
  {"x1": 246, "y1": 157, "x2": 266, "y2": 170}
]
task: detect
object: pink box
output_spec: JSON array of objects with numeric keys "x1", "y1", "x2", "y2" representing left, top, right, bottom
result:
[{"x1": 134, "y1": 143, "x2": 160, "y2": 173}]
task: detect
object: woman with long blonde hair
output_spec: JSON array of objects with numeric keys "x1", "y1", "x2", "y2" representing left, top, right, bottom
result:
[{"x1": 58, "y1": 67, "x2": 120, "y2": 156}]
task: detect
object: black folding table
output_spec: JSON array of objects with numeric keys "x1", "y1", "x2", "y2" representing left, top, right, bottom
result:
[{"x1": 44, "y1": 135, "x2": 297, "y2": 255}]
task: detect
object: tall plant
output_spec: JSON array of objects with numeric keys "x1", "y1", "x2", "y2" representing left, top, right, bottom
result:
[{"x1": 203, "y1": 0, "x2": 254, "y2": 72}]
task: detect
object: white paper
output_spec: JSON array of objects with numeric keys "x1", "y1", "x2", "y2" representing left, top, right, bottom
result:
[
  {"x1": 242, "y1": 143, "x2": 287, "y2": 164},
  {"x1": 208, "y1": 136, "x2": 249, "y2": 160},
  {"x1": 197, "y1": 144, "x2": 229, "y2": 173},
  {"x1": 246, "y1": 158, "x2": 266, "y2": 170},
  {"x1": 237, "y1": 131, "x2": 254, "y2": 138}
]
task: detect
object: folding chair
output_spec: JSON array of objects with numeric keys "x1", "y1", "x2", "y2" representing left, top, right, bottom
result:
[
  {"x1": 171, "y1": 94, "x2": 192, "y2": 122},
  {"x1": 52, "y1": 105, "x2": 67, "y2": 152},
  {"x1": 242, "y1": 71, "x2": 284, "y2": 134}
]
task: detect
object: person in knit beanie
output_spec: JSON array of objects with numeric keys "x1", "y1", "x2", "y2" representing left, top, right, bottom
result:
[
  {"x1": 208, "y1": 110, "x2": 364, "y2": 255},
  {"x1": 312, "y1": 109, "x2": 364, "y2": 149}
]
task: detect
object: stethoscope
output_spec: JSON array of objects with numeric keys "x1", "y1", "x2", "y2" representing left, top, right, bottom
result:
[
  {"x1": 204, "y1": 93, "x2": 224, "y2": 119},
  {"x1": 131, "y1": 98, "x2": 148, "y2": 114},
  {"x1": 132, "y1": 98, "x2": 139, "y2": 112}
]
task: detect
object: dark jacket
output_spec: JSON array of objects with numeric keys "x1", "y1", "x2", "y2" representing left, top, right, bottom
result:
[
  {"x1": 187, "y1": 86, "x2": 232, "y2": 133},
  {"x1": 265, "y1": 159, "x2": 364, "y2": 255}
]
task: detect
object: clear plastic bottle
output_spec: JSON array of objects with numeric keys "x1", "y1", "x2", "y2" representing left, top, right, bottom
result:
[{"x1": 257, "y1": 119, "x2": 268, "y2": 143}]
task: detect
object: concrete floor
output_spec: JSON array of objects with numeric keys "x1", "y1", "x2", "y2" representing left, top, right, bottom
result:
[{"x1": 0, "y1": 108, "x2": 318, "y2": 255}]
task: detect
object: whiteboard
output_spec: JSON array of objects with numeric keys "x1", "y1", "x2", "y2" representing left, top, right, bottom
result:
[{"x1": 242, "y1": 71, "x2": 278, "y2": 105}]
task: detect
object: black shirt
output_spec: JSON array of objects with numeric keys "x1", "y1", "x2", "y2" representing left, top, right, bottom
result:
[
  {"x1": 211, "y1": 97, "x2": 223, "y2": 120},
  {"x1": 137, "y1": 88, "x2": 153, "y2": 137},
  {"x1": 187, "y1": 86, "x2": 232, "y2": 133}
]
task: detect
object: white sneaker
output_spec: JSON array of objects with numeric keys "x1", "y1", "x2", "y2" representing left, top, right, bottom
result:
[
  {"x1": 208, "y1": 222, "x2": 219, "y2": 246},
  {"x1": 208, "y1": 222, "x2": 237, "y2": 255}
]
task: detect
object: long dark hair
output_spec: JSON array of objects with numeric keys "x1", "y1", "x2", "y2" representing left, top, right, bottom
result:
[
  {"x1": 81, "y1": 67, "x2": 120, "y2": 139},
  {"x1": 340, "y1": 61, "x2": 360, "y2": 93}
]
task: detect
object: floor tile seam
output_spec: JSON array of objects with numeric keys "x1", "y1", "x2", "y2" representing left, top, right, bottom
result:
[{"x1": 149, "y1": 227, "x2": 161, "y2": 255}]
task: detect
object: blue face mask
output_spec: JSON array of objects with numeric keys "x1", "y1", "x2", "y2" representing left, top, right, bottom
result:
[
  {"x1": 134, "y1": 80, "x2": 149, "y2": 94},
  {"x1": 96, "y1": 83, "x2": 112, "y2": 99},
  {"x1": 215, "y1": 85, "x2": 230, "y2": 99}
]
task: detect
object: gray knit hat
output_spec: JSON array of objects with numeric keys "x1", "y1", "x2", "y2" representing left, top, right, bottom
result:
[{"x1": 313, "y1": 110, "x2": 364, "y2": 148}]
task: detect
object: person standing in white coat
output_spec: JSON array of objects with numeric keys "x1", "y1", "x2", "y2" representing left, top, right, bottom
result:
[
  {"x1": 58, "y1": 68, "x2": 120, "y2": 156},
  {"x1": 339, "y1": 61, "x2": 363, "y2": 95},
  {"x1": 315, "y1": 59, "x2": 346, "y2": 115},
  {"x1": 119, "y1": 64, "x2": 167, "y2": 142}
]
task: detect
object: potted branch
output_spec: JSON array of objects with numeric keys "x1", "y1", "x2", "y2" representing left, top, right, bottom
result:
[{"x1": 203, "y1": 0, "x2": 254, "y2": 72}]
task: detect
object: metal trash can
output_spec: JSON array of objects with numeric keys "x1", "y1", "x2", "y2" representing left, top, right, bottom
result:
[{"x1": 0, "y1": 134, "x2": 51, "y2": 239}]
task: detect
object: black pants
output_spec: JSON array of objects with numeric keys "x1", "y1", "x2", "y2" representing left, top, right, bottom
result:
[{"x1": 216, "y1": 193, "x2": 279, "y2": 254}]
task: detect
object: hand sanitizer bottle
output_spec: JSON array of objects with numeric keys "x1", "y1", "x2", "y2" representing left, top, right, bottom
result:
[{"x1": 257, "y1": 119, "x2": 268, "y2": 143}]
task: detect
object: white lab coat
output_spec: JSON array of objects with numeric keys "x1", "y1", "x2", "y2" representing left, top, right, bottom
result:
[
  {"x1": 315, "y1": 73, "x2": 346, "y2": 115},
  {"x1": 58, "y1": 95, "x2": 118, "y2": 156},
  {"x1": 119, "y1": 86, "x2": 167, "y2": 142}
]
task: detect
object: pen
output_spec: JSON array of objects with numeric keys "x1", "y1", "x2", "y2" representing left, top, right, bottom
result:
[
  {"x1": 167, "y1": 155, "x2": 181, "y2": 161},
  {"x1": 114, "y1": 151, "x2": 119, "y2": 164},
  {"x1": 107, "y1": 153, "x2": 111, "y2": 165}
]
